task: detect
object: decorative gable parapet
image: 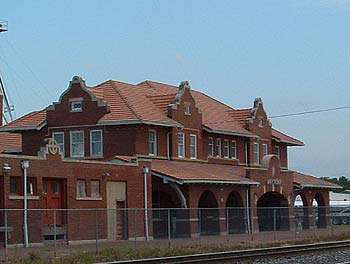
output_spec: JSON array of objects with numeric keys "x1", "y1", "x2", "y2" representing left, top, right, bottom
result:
[
  {"x1": 167, "y1": 81, "x2": 202, "y2": 129},
  {"x1": 47, "y1": 76, "x2": 109, "y2": 112},
  {"x1": 248, "y1": 97, "x2": 272, "y2": 128},
  {"x1": 46, "y1": 76, "x2": 110, "y2": 127}
]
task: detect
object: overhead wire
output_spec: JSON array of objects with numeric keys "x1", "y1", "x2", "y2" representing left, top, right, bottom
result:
[
  {"x1": 4, "y1": 38, "x2": 52, "y2": 100},
  {"x1": 0, "y1": 71, "x2": 14, "y2": 122},
  {"x1": 269, "y1": 106, "x2": 350, "y2": 119}
]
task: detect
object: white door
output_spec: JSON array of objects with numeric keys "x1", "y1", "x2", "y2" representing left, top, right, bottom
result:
[{"x1": 106, "y1": 181, "x2": 126, "y2": 240}]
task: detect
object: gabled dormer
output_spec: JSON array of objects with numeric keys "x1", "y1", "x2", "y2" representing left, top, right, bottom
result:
[
  {"x1": 46, "y1": 76, "x2": 109, "y2": 127},
  {"x1": 167, "y1": 81, "x2": 202, "y2": 130},
  {"x1": 246, "y1": 98, "x2": 272, "y2": 139}
]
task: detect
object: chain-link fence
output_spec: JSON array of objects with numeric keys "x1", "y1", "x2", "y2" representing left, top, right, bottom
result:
[{"x1": 0, "y1": 206, "x2": 349, "y2": 257}]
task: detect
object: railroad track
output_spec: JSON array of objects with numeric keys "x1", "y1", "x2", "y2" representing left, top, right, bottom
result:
[{"x1": 96, "y1": 240, "x2": 350, "y2": 264}]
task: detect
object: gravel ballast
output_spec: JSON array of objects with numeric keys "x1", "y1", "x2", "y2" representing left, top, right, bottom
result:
[{"x1": 238, "y1": 248, "x2": 350, "y2": 263}]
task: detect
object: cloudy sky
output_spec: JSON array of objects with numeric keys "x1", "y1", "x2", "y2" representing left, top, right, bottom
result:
[{"x1": 1, "y1": 0, "x2": 350, "y2": 178}]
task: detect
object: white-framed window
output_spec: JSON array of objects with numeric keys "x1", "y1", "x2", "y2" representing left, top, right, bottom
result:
[
  {"x1": 70, "y1": 99, "x2": 83, "y2": 112},
  {"x1": 184, "y1": 102, "x2": 191, "y2": 115},
  {"x1": 190, "y1": 134, "x2": 197, "y2": 159},
  {"x1": 224, "y1": 140, "x2": 230, "y2": 158},
  {"x1": 231, "y1": 140, "x2": 237, "y2": 159},
  {"x1": 148, "y1": 130, "x2": 157, "y2": 156},
  {"x1": 76, "y1": 180, "x2": 86, "y2": 198},
  {"x1": 216, "y1": 138, "x2": 222, "y2": 157},
  {"x1": 52, "y1": 132, "x2": 65, "y2": 156},
  {"x1": 90, "y1": 130, "x2": 103, "y2": 157},
  {"x1": 178, "y1": 132, "x2": 185, "y2": 158},
  {"x1": 262, "y1": 143, "x2": 268, "y2": 157},
  {"x1": 91, "y1": 180, "x2": 100, "y2": 198},
  {"x1": 253, "y1": 142, "x2": 260, "y2": 164},
  {"x1": 70, "y1": 131, "x2": 84, "y2": 158},
  {"x1": 208, "y1": 137, "x2": 214, "y2": 157},
  {"x1": 274, "y1": 146, "x2": 280, "y2": 159}
]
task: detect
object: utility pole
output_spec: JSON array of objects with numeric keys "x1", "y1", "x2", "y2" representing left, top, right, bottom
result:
[{"x1": 0, "y1": 20, "x2": 14, "y2": 124}]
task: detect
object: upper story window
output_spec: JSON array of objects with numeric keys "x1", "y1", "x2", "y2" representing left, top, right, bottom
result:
[
  {"x1": 274, "y1": 146, "x2": 280, "y2": 159},
  {"x1": 231, "y1": 140, "x2": 237, "y2": 159},
  {"x1": 208, "y1": 137, "x2": 214, "y2": 157},
  {"x1": 262, "y1": 143, "x2": 268, "y2": 158},
  {"x1": 178, "y1": 132, "x2": 185, "y2": 158},
  {"x1": 70, "y1": 98, "x2": 83, "y2": 112},
  {"x1": 253, "y1": 142, "x2": 260, "y2": 164},
  {"x1": 224, "y1": 140, "x2": 230, "y2": 158},
  {"x1": 148, "y1": 130, "x2": 157, "y2": 156},
  {"x1": 90, "y1": 130, "x2": 103, "y2": 157},
  {"x1": 216, "y1": 138, "x2": 222, "y2": 158},
  {"x1": 184, "y1": 102, "x2": 191, "y2": 115},
  {"x1": 53, "y1": 132, "x2": 65, "y2": 156},
  {"x1": 70, "y1": 131, "x2": 84, "y2": 158},
  {"x1": 190, "y1": 134, "x2": 197, "y2": 159}
]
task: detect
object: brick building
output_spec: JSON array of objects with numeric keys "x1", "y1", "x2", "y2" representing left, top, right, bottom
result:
[{"x1": 0, "y1": 76, "x2": 340, "y2": 243}]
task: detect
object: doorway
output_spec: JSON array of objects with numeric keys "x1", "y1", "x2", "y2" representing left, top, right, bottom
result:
[
  {"x1": 106, "y1": 181, "x2": 126, "y2": 240},
  {"x1": 43, "y1": 179, "x2": 64, "y2": 225}
]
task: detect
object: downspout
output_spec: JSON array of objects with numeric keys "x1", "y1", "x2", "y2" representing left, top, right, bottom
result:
[
  {"x1": 143, "y1": 166, "x2": 149, "y2": 240},
  {"x1": 166, "y1": 132, "x2": 170, "y2": 160},
  {"x1": 21, "y1": 160, "x2": 30, "y2": 248},
  {"x1": 246, "y1": 186, "x2": 251, "y2": 234}
]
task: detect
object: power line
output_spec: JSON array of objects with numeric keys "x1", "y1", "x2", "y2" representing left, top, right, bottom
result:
[
  {"x1": 269, "y1": 106, "x2": 350, "y2": 119},
  {"x1": 4, "y1": 38, "x2": 52, "y2": 99},
  {"x1": 0, "y1": 71, "x2": 13, "y2": 122}
]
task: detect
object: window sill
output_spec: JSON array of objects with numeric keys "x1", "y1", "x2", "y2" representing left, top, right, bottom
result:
[
  {"x1": 88, "y1": 155, "x2": 104, "y2": 159},
  {"x1": 76, "y1": 196, "x2": 103, "y2": 201},
  {"x1": 9, "y1": 195, "x2": 39, "y2": 200}
]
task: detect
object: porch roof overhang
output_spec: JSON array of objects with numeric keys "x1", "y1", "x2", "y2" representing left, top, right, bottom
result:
[
  {"x1": 293, "y1": 171, "x2": 342, "y2": 191},
  {"x1": 151, "y1": 159, "x2": 259, "y2": 186}
]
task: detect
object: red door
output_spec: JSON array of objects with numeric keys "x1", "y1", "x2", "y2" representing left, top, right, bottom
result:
[{"x1": 43, "y1": 179, "x2": 63, "y2": 225}]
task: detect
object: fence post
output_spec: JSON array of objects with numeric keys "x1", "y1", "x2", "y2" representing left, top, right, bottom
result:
[
  {"x1": 273, "y1": 208, "x2": 276, "y2": 241},
  {"x1": 53, "y1": 210, "x2": 57, "y2": 257},
  {"x1": 4, "y1": 210, "x2": 8, "y2": 261},
  {"x1": 134, "y1": 209, "x2": 137, "y2": 248},
  {"x1": 95, "y1": 210, "x2": 99, "y2": 255},
  {"x1": 226, "y1": 208, "x2": 229, "y2": 236},
  {"x1": 167, "y1": 209, "x2": 171, "y2": 246}
]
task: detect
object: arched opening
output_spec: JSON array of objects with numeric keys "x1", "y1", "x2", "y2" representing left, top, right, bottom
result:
[
  {"x1": 313, "y1": 193, "x2": 327, "y2": 229},
  {"x1": 152, "y1": 181, "x2": 190, "y2": 238},
  {"x1": 226, "y1": 191, "x2": 246, "y2": 234},
  {"x1": 294, "y1": 194, "x2": 309, "y2": 230},
  {"x1": 257, "y1": 192, "x2": 290, "y2": 232},
  {"x1": 198, "y1": 190, "x2": 220, "y2": 235}
]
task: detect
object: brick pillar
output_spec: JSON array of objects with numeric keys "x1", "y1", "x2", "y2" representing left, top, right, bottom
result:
[
  {"x1": 219, "y1": 208, "x2": 228, "y2": 236},
  {"x1": 289, "y1": 206, "x2": 296, "y2": 231},
  {"x1": 188, "y1": 187, "x2": 200, "y2": 238}
]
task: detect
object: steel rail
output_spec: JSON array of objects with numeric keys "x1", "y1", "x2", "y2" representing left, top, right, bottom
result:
[{"x1": 96, "y1": 240, "x2": 350, "y2": 264}]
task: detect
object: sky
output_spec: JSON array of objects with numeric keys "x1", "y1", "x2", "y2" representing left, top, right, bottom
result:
[{"x1": 1, "y1": 0, "x2": 350, "y2": 178}]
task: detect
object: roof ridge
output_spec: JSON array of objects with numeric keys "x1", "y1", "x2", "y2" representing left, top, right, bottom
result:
[{"x1": 109, "y1": 82, "x2": 142, "y2": 121}]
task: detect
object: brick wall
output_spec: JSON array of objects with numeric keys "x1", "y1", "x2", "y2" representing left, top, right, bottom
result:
[{"x1": 0, "y1": 153, "x2": 151, "y2": 244}]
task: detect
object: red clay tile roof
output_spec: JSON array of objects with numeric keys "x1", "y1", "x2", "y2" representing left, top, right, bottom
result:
[
  {"x1": 0, "y1": 78, "x2": 302, "y2": 144},
  {"x1": 151, "y1": 159, "x2": 258, "y2": 185},
  {"x1": 0, "y1": 132, "x2": 21, "y2": 153},
  {"x1": 137, "y1": 81, "x2": 254, "y2": 136},
  {"x1": 91, "y1": 81, "x2": 180, "y2": 127},
  {"x1": 0, "y1": 110, "x2": 46, "y2": 132},
  {"x1": 228, "y1": 109, "x2": 252, "y2": 126},
  {"x1": 293, "y1": 171, "x2": 341, "y2": 189},
  {"x1": 272, "y1": 128, "x2": 304, "y2": 146}
]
